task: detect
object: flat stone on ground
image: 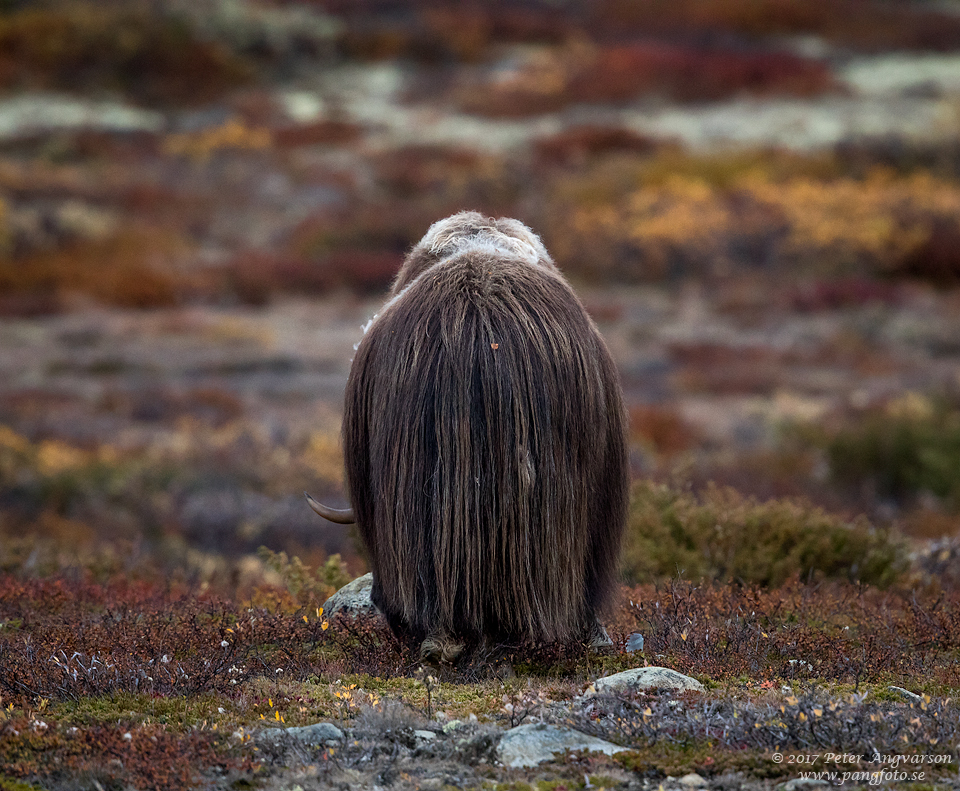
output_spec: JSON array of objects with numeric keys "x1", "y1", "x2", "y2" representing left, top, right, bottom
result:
[
  {"x1": 779, "y1": 779, "x2": 830, "y2": 791},
  {"x1": 259, "y1": 722, "x2": 343, "y2": 746},
  {"x1": 592, "y1": 666, "x2": 705, "y2": 694},
  {"x1": 497, "y1": 723, "x2": 629, "y2": 768}
]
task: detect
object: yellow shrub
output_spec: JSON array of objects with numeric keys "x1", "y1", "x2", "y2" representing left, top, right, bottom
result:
[
  {"x1": 162, "y1": 118, "x2": 272, "y2": 162},
  {"x1": 555, "y1": 163, "x2": 960, "y2": 281},
  {"x1": 299, "y1": 432, "x2": 345, "y2": 488},
  {"x1": 36, "y1": 440, "x2": 89, "y2": 476}
]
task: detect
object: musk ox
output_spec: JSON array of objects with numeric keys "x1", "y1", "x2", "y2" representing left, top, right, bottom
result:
[{"x1": 307, "y1": 212, "x2": 627, "y2": 661}]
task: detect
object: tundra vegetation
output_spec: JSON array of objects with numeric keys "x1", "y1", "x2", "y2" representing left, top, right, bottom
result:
[{"x1": 3, "y1": 0, "x2": 960, "y2": 789}]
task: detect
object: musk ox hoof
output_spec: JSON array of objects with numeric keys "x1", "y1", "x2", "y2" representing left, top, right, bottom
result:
[
  {"x1": 587, "y1": 619, "x2": 615, "y2": 655},
  {"x1": 419, "y1": 633, "x2": 466, "y2": 664}
]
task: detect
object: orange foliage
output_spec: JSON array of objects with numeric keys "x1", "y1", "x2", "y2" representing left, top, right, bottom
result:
[
  {"x1": 0, "y1": 230, "x2": 184, "y2": 311},
  {"x1": 227, "y1": 249, "x2": 402, "y2": 304},
  {"x1": 552, "y1": 168, "x2": 960, "y2": 283},
  {"x1": 162, "y1": 118, "x2": 272, "y2": 161},
  {"x1": 534, "y1": 125, "x2": 660, "y2": 167},
  {"x1": 629, "y1": 404, "x2": 700, "y2": 456}
]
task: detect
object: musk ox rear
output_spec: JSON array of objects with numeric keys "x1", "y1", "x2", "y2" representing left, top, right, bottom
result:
[{"x1": 308, "y1": 212, "x2": 628, "y2": 660}]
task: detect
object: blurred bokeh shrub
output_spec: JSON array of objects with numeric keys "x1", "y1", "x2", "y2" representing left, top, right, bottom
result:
[
  {"x1": 589, "y1": 0, "x2": 960, "y2": 50},
  {"x1": 327, "y1": 0, "x2": 960, "y2": 60},
  {"x1": 2, "y1": 60, "x2": 960, "y2": 314},
  {"x1": 621, "y1": 480, "x2": 908, "y2": 588},
  {"x1": 452, "y1": 42, "x2": 835, "y2": 118},
  {"x1": 819, "y1": 393, "x2": 960, "y2": 511},
  {"x1": 0, "y1": 1, "x2": 252, "y2": 104},
  {"x1": 544, "y1": 162, "x2": 960, "y2": 283},
  {"x1": 0, "y1": 419, "x2": 356, "y2": 579},
  {"x1": 0, "y1": 230, "x2": 185, "y2": 313}
]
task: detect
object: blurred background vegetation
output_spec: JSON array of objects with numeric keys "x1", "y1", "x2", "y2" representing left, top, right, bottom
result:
[{"x1": 3, "y1": 0, "x2": 960, "y2": 596}]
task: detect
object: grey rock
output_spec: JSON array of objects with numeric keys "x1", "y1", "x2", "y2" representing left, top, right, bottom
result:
[
  {"x1": 497, "y1": 723, "x2": 629, "y2": 768},
  {"x1": 172, "y1": 0, "x2": 343, "y2": 58},
  {"x1": 260, "y1": 722, "x2": 343, "y2": 747},
  {"x1": 888, "y1": 685, "x2": 923, "y2": 703},
  {"x1": 322, "y1": 573, "x2": 382, "y2": 620},
  {"x1": 778, "y1": 779, "x2": 829, "y2": 791},
  {"x1": 413, "y1": 729, "x2": 437, "y2": 741},
  {"x1": 625, "y1": 632, "x2": 645, "y2": 653},
  {"x1": 592, "y1": 666, "x2": 705, "y2": 695},
  {"x1": 0, "y1": 94, "x2": 163, "y2": 142},
  {"x1": 679, "y1": 773, "x2": 708, "y2": 787}
]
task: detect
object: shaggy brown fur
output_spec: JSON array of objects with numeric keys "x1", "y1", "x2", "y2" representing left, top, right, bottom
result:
[{"x1": 342, "y1": 212, "x2": 627, "y2": 653}]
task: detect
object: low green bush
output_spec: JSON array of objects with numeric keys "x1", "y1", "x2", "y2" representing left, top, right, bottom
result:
[
  {"x1": 824, "y1": 399, "x2": 960, "y2": 510},
  {"x1": 621, "y1": 481, "x2": 907, "y2": 587}
]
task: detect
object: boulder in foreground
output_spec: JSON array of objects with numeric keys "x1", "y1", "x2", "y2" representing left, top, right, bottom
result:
[
  {"x1": 591, "y1": 666, "x2": 705, "y2": 695},
  {"x1": 322, "y1": 572, "x2": 382, "y2": 621},
  {"x1": 498, "y1": 723, "x2": 629, "y2": 768}
]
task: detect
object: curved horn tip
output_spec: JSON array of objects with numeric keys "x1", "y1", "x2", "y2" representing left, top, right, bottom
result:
[{"x1": 304, "y1": 491, "x2": 356, "y2": 524}]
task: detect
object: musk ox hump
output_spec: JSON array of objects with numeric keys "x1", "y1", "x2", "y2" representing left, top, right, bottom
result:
[{"x1": 390, "y1": 211, "x2": 559, "y2": 296}]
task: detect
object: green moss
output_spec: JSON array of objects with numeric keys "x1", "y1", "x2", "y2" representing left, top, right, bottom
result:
[
  {"x1": 0, "y1": 775, "x2": 46, "y2": 791},
  {"x1": 584, "y1": 778, "x2": 625, "y2": 791},
  {"x1": 240, "y1": 675, "x2": 508, "y2": 726},
  {"x1": 332, "y1": 673, "x2": 507, "y2": 721},
  {"x1": 614, "y1": 743, "x2": 793, "y2": 779},
  {"x1": 51, "y1": 691, "x2": 231, "y2": 730},
  {"x1": 536, "y1": 781, "x2": 586, "y2": 791}
]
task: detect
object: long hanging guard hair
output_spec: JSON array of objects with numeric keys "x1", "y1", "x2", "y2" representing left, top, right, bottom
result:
[{"x1": 311, "y1": 212, "x2": 628, "y2": 654}]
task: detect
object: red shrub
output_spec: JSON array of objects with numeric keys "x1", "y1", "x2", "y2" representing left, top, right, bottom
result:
[
  {"x1": 669, "y1": 342, "x2": 783, "y2": 395},
  {"x1": 273, "y1": 121, "x2": 365, "y2": 149},
  {"x1": 629, "y1": 404, "x2": 700, "y2": 457},
  {"x1": 789, "y1": 277, "x2": 904, "y2": 312},
  {"x1": 608, "y1": 578, "x2": 960, "y2": 684},
  {"x1": 227, "y1": 249, "x2": 401, "y2": 304},
  {"x1": 0, "y1": 231, "x2": 182, "y2": 312},
  {"x1": 589, "y1": 0, "x2": 960, "y2": 51},
  {"x1": 228, "y1": 251, "x2": 335, "y2": 305},
  {"x1": 896, "y1": 218, "x2": 960, "y2": 286},
  {"x1": 533, "y1": 125, "x2": 660, "y2": 167},
  {"x1": 0, "y1": 722, "x2": 251, "y2": 791},
  {"x1": 567, "y1": 43, "x2": 835, "y2": 105},
  {"x1": 457, "y1": 41, "x2": 834, "y2": 118}
]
